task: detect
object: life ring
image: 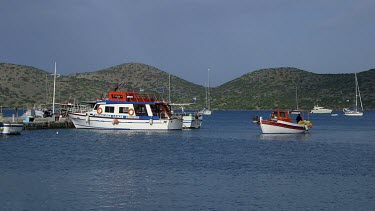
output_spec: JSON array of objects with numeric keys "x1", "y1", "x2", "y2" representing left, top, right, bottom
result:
[
  {"x1": 97, "y1": 107, "x2": 103, "y2": 114},
  {"x1": 128, "y1": 108, "x2": 135, "y2": 116}
]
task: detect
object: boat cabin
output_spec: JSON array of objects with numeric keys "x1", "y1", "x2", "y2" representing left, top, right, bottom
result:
[
  {"x1": 91, "y1": 91, "x2": 173, "y2": 119},
  {"x1": 270, "y1": 110, "x2": 292, "y2": 122}
]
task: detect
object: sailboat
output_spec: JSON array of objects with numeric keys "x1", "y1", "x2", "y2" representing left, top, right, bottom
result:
[
  {"x1": 343, "y1": 73, "x2": 363, "y2": 116},
  {"x1": 290, "y1": 86, "x2": 301, "y2": 114},
  {"x1": 199, "y1": 68, "x2": 213, "y2": 115}
]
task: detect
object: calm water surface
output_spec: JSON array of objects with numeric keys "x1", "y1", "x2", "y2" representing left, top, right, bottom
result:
[{"x1": 1, "y1": 110, "x2": 375, "y2": 210}]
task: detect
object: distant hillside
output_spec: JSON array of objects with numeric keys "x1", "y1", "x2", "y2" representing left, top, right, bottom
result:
[
  {"x1": 1, "y1": 63, "x2": 374, "y2": 110},
  {"x1": 70, "y1": 63, "x2": 205, "y2": 103},
  {"x1": 212, "y1": 67, "x2": 375, "y2": 110},
  {"x1": 0, "y1": 63, "x2": 205, "y2": 109}
]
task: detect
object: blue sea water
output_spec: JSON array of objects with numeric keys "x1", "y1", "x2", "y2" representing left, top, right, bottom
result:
[{"x1": 1, "y1": 110, "x2": 375, "y2": 210}]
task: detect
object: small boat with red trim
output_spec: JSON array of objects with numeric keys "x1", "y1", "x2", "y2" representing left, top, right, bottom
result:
[
  {"x1": 257, "y1": 110, "x2": 312, "y2": 134},
  {"x1": 69, "y1": 91, "x2": 183, "y2": 130}
]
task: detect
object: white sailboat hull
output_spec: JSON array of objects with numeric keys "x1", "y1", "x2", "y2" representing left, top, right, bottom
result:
[
  {"x1": 344, "y1": 113, "x2": 363, "y2": 116},
  {"x1": 343, "y1": 110, "x2": 363, "y2": 116},
  {"x1": 69, "y1": 113, "x2": 183, "y2": 130}
]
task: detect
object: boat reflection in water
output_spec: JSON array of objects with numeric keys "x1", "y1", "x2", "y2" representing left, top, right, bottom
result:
[{"x1": 258, "y1": 133, "x2": 312, "y2": 141}]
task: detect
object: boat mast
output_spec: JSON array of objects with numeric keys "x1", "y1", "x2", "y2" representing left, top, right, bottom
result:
[
  {"x1": 208, "y1": 68, "x2": 210, "y2": 109},
  {"x1": 168, "y1": 73, "x2": 171, "y2": 103},
  {"x1": 295, "y1": 86, "x2": 299, "y2": 110},
  {"x1": 355, "y1": 73, "x2": 364, "y2": 111},
  {"x1": 354, "y1": 73, "x2": 358, "y2": 111},
  {"x1": 52, "y1": 62, "x2": 59, "y2": 114}
]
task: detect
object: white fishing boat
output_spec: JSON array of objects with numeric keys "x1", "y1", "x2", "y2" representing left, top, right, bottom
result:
[
  {"x1": 167, "y1": 74, "x2": 203, "y2": 129},
  {"x1": 0, "y1": 114, "x2": 23, "y2": 135},
  {"x1": 199, "y1": 68, "x2": 213, "y2": 115},
  {"x1": 0, "y1": 122, "x2": 23, "y2": 135},
  {"x1": 171, "y1": 103, "x2": 202, "y2": 129},
  {"x1": 343, "y1": 73, "x2": 363, "y2": 116},
  {"x1": 69, "y1": 91, "x2": 183, "y2": 130},
  {"x1": 310, "y1": 105, "x2": 333, "y2": 114},
  {"x1": 257, "y1": 110, "x2": 312, "y2": 134},
  {"x1": 181, "y1": 113, "x2": 202, "y2": 129}
]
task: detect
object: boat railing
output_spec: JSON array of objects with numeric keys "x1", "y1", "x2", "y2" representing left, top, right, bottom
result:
[
  {"x1": 67, "y1": 104, "x2": 92, "y2": 113},
  {"x1": 129, "y1": 93, "x2": 162, "y2": 102}
]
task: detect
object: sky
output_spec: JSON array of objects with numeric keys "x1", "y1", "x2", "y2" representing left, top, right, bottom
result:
[{"x1": 1, "y1": 0, "x2": 374, "y2": 86}]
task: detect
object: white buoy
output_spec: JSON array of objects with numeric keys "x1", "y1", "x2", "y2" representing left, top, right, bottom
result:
[{"x1": 56, "y1": 131, "x2": 59, "y2": 134}]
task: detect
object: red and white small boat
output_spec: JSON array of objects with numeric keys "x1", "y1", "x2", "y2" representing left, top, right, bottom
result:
[{"x1": 258, "y1": 110, "x2": 312, "y2": 134}]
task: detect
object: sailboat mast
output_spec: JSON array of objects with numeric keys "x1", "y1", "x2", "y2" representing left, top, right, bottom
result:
[
  {"x1": 208, "y1": 68, "x2": 210, "y2": 109},
  {"x1": 168, "y1": 73, "x2": 171, "y2": 103},
  {"x1": 355, "y1": 73, "x2": 358, "y2": 111},
  {"x1": 52, "y1": 62, "x2": 57, "y2": 114},
  {"x1": 355, "y1": 73, "x2": 364, "y2": 111}
]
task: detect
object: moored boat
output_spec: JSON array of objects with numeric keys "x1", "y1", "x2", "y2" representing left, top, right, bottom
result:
[
  {"x1": 0, "y1": 122, "x2": 23, "y2": 135},
  {"x1": 257, "y1": 110, "x2": 312, "y2": 134},
  {"x1": 0, "y1": 114, "x2": 23, "y2": 135},
  {"x1": 171, "y1": 103, "x2": 202, "y2": 129},
  {"x1": 198, "y1": 107, "x2": 212, "y2": 116},
  {"x1": 310, "y1": 105, "x2": 333, "y2": 114},
  {"x1": 69, "y1": 91, "x2": 183, "y2": 130},
  {"x1": 199, "y1": 68, "x2": 213, "y2": 116},
  {"x1": 343, "y1": 73, "x2": 363, "y2": 116},
  {"x1": 181, "y1": 113, "x2": 202, "y2": 129}
]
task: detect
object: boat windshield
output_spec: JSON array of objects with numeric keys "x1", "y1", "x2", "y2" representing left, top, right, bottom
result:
[
  {"x1": 93, "y1": 104, "x2": 99, "y2": 110},
  {"x1": 279, "y1": 112, "x2": 286, "y2": 118}
]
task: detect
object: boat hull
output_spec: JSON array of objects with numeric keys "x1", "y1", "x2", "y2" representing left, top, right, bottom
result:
[
  {"x1": 182, "y1": 115, "x2": 202, "y2": 129},
  {"x1": 0, "y1": 123, "x2": 23, "y2": 135},
  {"x1": 69, "y1": 113, "x2": 183, "y2": 130},
  {"x1": 310, "y1": 109, "x2": 332, "y2": 114},
  {"x1": 343, "y1": 108, "x2": 363, "y2": 116},
  {"x1": 310, "y1": 106, "x2": 332, "y2": 114},
  {"x1": 199, "y1": 108, "x2": 212, "y2": 116},
  {"x1": 290, "y1": 111, "x2": 301, "y2": 115},
  {"x1": 259, "y1": 117, "x2": 308, "y2": 134},
  {"x1": 344, "y1": 112, "x2": 363, "y2": 116}
]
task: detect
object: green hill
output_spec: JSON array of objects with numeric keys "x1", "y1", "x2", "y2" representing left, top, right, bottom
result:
[
  {"x1": 1, "y1": 63, "x2": 374, "y2": 110},
  {"x1": 0, "y1": 63, "x2": 205, "y2": 109},
  {"x1": 213, "y1": 67, "x2": 375, "y2": 110}
]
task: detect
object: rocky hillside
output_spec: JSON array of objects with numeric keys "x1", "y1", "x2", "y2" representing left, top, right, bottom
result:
[
  {"x1": 213, "y1": 67, "x2": 375, "y2": 110},
  {"x1": 1, "y1": 63, "x2": 374, "y2": 110},
  {"x1": 0, "y1": 63, "x2": 205, "y2": 109}
]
